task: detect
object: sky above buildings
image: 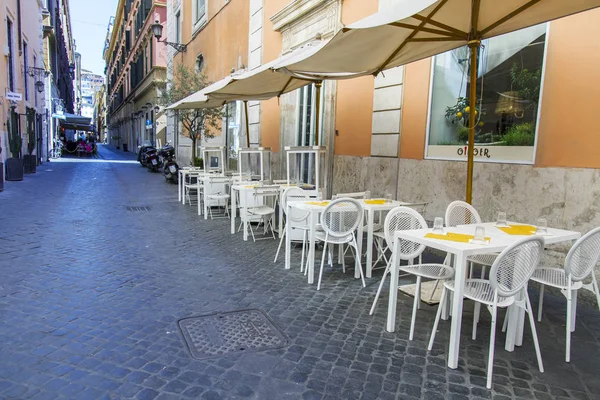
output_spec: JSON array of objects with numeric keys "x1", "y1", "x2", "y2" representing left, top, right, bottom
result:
[{"x1": 70, "y1": 0, "x2": 119, "y2": 77}]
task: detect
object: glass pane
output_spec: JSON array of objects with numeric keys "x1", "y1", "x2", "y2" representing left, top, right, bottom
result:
[{"x1": 427, "y1": 24, "x2": 547, "y2": 163}]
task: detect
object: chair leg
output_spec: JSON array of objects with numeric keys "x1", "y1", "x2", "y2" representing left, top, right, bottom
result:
[
  {"x1": 317, "y1": 242, "x2": 328, "y2": 291},
  {"x1": 566, "y1": 289, "x2": 572, "y2": 362},
  {"x1": 409, "y1": 276, "x2": 422, "y2": 341},
  {"x1": 369, "y1": 261, "x2": 390, "y2": 315},
  {"x1": 525, "y1": 292, "x2": 544, "y2": 372},
  {"x1": 486, "y1": 303, "x2": 499, "y2": 389},
  {"x1": 274, "y1": 229, "x2": 285, "y2": 263},
  {"x1": 537, "y1": 284, "x2": 545, "y2": 322},
  {"x1": 592, "y1": 274, "x2": 600, "y2": 312},
  {"x1": 501, "y1": 307, "x2": 509, "y2": 333},
  {"x1": 481, "y1": 265, "x2": 487, "y2": 279},
  {"x1": 350, "y1": 240, "x2": 366, "y2": 287},
  {"x1": 428, "y1": 287, "x2": 447, "y2": 351},
  {"x1": 300, "y1": 231, "x2": 307, "y2": 273},
  {"x1": 428, "y1": 280, "x2": 440, "y2": 303},
  {"x1": 472, "y1": 302, "x2": 481, "y2": 340}
]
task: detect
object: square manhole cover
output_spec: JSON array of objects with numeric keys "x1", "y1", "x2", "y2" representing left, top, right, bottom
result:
[{"x1": 178, "y1": 309, "x2": 287, "y2": 359}]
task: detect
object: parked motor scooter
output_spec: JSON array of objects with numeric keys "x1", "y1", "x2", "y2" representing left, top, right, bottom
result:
[
  {"x1": 137, "y1": 143, "x2": 156, "y2": 168},
  {"x1": 160, "y1": 144, "x2": 179, "y2": 183},
  {"x1": 146, "y1": 148, "x2": 160, "y2": 172}
]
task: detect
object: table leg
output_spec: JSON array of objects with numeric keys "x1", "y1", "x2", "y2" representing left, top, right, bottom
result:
[
  {"x1": 386, "y1": 237, "x2": 400, "y2": 332},
  {"x1": 231, "y1": 188, "x2": 237, "y2": 234},
  {"x1": 242, "y1": 193, "x2": 248, "y2": 241},
  {"x1": 203, "y1": 183, "x2": 209, "y2": 220},
  {"x1": 278, "y1": 200, "x2": 284, "y2": 239},
  {"x1": 307, "y1": 211, "x2": 317, "y2": 284},
  {"x1": 366, "y1": 209, "x2": 374, "y2": 278},
  {"x1": 285, "y1": 204, "x2": 292, "y2": 270},
  {"x1": 355, "y1": 211, "x2": 364, "y2": 279},
  {"x1": 448, "y1": 252, "x2": 466, "y2": 369},
  {"x1": 178, "y1": 171, "x2": 182, "y2": 203},
  {"x1": 197, "y1": 184, "x2": 202, "y2": 216}
]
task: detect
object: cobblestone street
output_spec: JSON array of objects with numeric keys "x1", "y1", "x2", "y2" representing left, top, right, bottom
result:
[{"x1": 1, "y1": 145, "x2": 599, "y2": 400}]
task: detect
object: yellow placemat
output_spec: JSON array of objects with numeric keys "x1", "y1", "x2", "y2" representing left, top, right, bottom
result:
[
  {"x1": 425, "y1": 232, "x2": 491, "y2": 243},
  {"x1": 497, "y1": 225, "x2": 536, "y2": 235},
  {"x1": 364, "y1": 199, "x2": 386, "y2": 205},
  {"x1": 244, "y1": 185, "x2": 258, "y2": 188},
  {"x1": 306, "y1": 201, "x2": 330, "y2": 206}
]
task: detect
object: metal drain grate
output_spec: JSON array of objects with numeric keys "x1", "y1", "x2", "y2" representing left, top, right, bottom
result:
[
  {"x1": 126, "y1": 206, "x2": 152, "y2": 212},
  {"x1": 178, "y1": 309, "x2": 287, "y2": 359}
]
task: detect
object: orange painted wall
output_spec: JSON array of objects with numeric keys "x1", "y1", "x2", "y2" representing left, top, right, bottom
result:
[
  {"x1": 400, "y1": 59, "x2": 431, "y2": 160},
  {"x1": 178, "y1": 0, "x2": 249, "y2": 82},
  {"x1": 535, "y1": 9, "x2": 600, "y2": 168},
  {"x1": 333, "y1": 0, "x2": 378, "y2": 156},
  {"x1": 259, "y1": 0, "x2": 287, "y2": 151}
]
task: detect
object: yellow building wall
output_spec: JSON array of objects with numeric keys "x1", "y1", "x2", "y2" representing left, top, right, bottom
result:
[
  {"x1": 260, "y1": 0, "x2": 287, "y2": 151},
  {"x1": 398, "y1": 10, "x2": 600, "y2": 168},
  {"x1": 535, "y1": 9, "x2": 600, "y2": 168},
  {"x1": 333, "y1": 0, "x2": 378, "y2": 157},
  {"x1": 179, "y1": 0, "x2": 249, "y2": 82}
]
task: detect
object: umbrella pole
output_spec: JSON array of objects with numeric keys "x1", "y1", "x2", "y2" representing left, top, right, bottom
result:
[
  {"x1": 314, "y1": 81, "x2": 322, "y2": 146},
  {"x1": 243, "y1": 100, "x2": 250, "y2": 148},
  {"x1": 466, "y1": 41, "x2": 480, "y2": 204}
]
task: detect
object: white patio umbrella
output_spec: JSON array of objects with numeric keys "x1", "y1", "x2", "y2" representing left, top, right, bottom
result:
[
  {"x1": 207, "y1": 40, "x2": 345, "y2": 146},
  {"x1": 278, "y1": 0, "x2": 600, "y2": 203},
  {"x1": 166, "y1": 76, "x2": 233, "y2": 111}
]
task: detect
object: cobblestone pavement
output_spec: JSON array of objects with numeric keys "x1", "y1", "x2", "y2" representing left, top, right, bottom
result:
[{"x1": 1, "y1": 145, "x2": 599, "y2": 400}]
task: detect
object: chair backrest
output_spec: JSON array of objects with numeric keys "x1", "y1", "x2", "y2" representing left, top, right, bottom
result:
[
  {"x1": 384, "y1": 206, "x2": 427, "y2": 261},
  {"x1": 281, "y1": 187, "x2": 310, "y2": 222},
  {"x1": 445, "y1": 200, "x2": 482, "y2": 227},
  {"x1": 565, "y1": 227, "x2": 600, "y2": 282},
  {"x1": 332, "y1": 191, "x2": 371, "y2": 200},
  {"x1": 489, "y1": 236, "x2": 544, "y2": 298},
  {"x1": 320, "y1": 198, "x2": 363, "y2": 238}
]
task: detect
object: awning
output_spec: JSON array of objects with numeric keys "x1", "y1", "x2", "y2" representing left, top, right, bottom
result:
[
  {"x1": 166, "y1": 76, "x2": 233, "y2": 110},
  {"x1": 206, "y1": 40, "x2": 330, "y2": 101},
  {"x1": 277, "y1": 0, "x2": 600, "y2": 78},
  {"x1": 57, "y1": 113, "x2": 93, "y2": 131}
]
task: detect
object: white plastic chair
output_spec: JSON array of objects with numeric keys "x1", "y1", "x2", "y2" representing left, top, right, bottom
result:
[
  {"x1": 531, "y1": 226, "x2": 600, "y2": 362},
  {"x1": 246, "y1": 186, "x2": 279, "y2": 242},
  {"x1": 445, "y1": 200, "x2": 498, "y2": 277},
  {"x1": 428, "y1": 236, "x2": 545, "y2": 389},
  {"x1": 316, "y1": 198, "x2": 365, "y2": 290},
  {"x1": 369, "y1": 207, "x2": 454, "y2": 340},
  {"x1": 274, "y1": 187, "x2": 310, "y2": 269}
]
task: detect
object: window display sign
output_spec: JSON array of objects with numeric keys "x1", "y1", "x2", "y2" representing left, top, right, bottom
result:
[{"x1": 425, "y1": 24, "x2": 548, "y2": 164}]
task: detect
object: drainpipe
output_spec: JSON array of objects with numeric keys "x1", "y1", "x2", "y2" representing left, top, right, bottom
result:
[{"x1": 17, "y1": 0, "x2": 22, "y2": 52}]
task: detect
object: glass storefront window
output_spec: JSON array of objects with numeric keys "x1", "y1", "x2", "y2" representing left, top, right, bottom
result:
[{"x1": 426, "y1": 24, "x2": 548, "y2": 164}]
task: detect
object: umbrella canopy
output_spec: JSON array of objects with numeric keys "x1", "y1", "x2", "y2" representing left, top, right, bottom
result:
[
  {"x1": 166, "y1": 76, "x2": 233, "y2": 110},
  {"x1": 206, "y1": 40, "x2": 328, "y2": 101},
  {"x1": 278, "y1": 0, "x2": 600, "y2": 77}
]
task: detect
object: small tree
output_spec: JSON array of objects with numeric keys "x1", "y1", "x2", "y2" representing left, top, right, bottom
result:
[
  {"x1": 158, "y1": 63, "x2": 223, "y2": 163},
  {"x1": 26, "y1": 107, "x2": 36, "y2": 155},
  {"x1": 7, "y1": 107, "x2": 22, "y2": 158}
]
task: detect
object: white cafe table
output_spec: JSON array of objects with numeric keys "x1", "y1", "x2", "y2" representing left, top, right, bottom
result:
[
  {"x1": 386, "y1": 222, "x2": 581, "y2": 369},
  {"x1": 360, "y1": 199, "x2": 428, "y2": 278},
  {"x1": 178, "y1": 168, "x2": 205, "y2": 204},
  {"x1": 285, "y1": 199, "x2": 426, "y2": 284}
]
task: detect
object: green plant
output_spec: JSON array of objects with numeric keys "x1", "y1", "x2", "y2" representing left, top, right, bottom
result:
[
  {"x1": 503, "y1": 122, "x2": 535, "y2": 146},
  {"x1": 510, "y1": 63, "x2": 542, "y2": 109},
  {"x1": 457, "y1": 126, "x2": 470, "y2": 142},
  {"x1": 7, "y1": 108, "x2": 22, "y2": 158},
  {"x1": 158, "y1": 64, "x2": 224, "y2": 162},
  {"x1": 193, "y1": 157, "x2": 204, "y2": 168},
  {"x1": 26, "y1": 108, "x2": 36, "y2": 155},
  {"x1": 445, "y1": 97, "x2": 485, "y2": 127}
]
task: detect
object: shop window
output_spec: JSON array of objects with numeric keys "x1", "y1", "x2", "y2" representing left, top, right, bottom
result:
[{"x1": 426, "y1": 24, "x2": 548, "y2": 164}]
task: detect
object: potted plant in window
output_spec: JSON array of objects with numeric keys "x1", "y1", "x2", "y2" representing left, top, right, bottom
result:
[
  {"x1": 5, "y1": 108, "x2": 24, "y2": 181},
  {"x1": 23, "y1": 108, "x2": 37, "y2": 174}
]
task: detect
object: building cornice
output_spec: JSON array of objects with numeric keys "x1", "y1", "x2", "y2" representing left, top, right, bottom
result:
[{"x1": 270, "y1": 0, "x2": 342, "y2": 31}]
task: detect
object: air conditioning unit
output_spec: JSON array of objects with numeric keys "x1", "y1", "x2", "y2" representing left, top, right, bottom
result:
[{"x1": 3, "y1": 45, "x2": 9, "y2": 57}]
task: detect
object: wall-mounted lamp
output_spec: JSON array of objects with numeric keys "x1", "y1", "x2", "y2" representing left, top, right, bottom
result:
[{"x1": 151, "y1": 20, "x2": 187, "y2": 52}]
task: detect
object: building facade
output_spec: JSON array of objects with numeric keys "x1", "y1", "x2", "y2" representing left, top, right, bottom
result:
[
  {"x1": 43, "y1": 0, "x2": 76, "y2": 157},
  {"x1": 1, "y1": 0, "x2": 54, "y2": 171},
  {"x1": 104, "y1": 0, "x2": 167, "y2": 152},
  {"x1": 80, "y1": 69, "x2": 104, "y2": 121},
  {"x1": 165, "y1": 0, "x2": 249, "y2": 166}
]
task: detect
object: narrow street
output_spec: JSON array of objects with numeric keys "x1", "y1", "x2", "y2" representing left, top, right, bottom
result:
[{"x1": 0, "y1": 146, "x2": 599, "y2": 400}]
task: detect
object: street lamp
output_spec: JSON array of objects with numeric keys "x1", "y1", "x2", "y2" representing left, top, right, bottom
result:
[
  {"x1": 35, "y1": 80, "x2": 44, "y2": 93},
  {"x1": 151, "y1": 20, "x2": 187, "y2": 52}
]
